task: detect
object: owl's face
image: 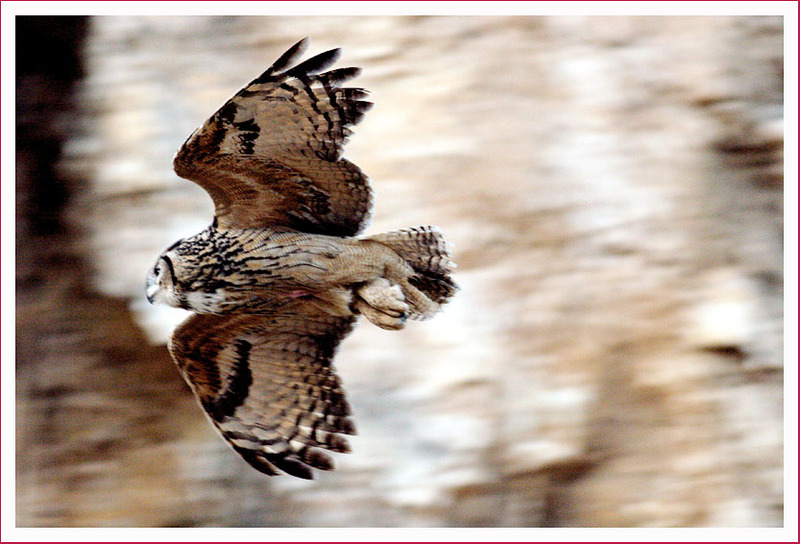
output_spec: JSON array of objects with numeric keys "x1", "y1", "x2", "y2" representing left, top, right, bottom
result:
[{"x1": 146, "y1": 252, "x2": 182, "y2": 308}]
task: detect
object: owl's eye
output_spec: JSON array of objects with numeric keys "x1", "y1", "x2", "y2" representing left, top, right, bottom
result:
[{"x1": 159, "y1": 255, "x2": 177, "y2": 287}]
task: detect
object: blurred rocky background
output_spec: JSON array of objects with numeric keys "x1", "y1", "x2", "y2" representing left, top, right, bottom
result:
[{"x1": 15, "y1": 15, "x2": 784, "y2": 527}]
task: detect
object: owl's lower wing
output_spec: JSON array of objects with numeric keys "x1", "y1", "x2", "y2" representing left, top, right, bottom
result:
[
  {"x1": 173, "y1": 37, "x2": 374, "y2": 236},
  {"x1": 169, "y1": 310, "x2": 358, "y2": 480}
]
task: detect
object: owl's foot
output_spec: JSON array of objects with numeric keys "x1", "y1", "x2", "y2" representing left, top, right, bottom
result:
[{"x1": 354, "y1": 278, "x2": 409, "y2": 330}]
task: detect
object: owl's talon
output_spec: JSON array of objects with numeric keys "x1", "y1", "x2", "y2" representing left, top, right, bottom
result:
[
  {"x1": 355, "y1": 278, "x2": 409, "y2": 330},
  {"x1": 354, "y1": 299, "x2": 407, "y2": 330}
]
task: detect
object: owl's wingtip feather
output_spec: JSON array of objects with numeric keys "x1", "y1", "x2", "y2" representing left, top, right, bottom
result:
[{"x1": 263, "y1": 36, "x2": 310, "y2": 77}]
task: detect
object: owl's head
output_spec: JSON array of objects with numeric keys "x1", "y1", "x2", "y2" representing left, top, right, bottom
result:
[
  {"x1": 146, "y1": 250, "x2": 182, "y2": 307},
  {"x1": 146, "y1": 237, "x2": 228, "y2": 313}
]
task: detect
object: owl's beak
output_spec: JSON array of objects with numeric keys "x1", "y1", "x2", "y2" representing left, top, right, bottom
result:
[{"x1": 146, "y1": 282, "x2": 160, "y2": 304}]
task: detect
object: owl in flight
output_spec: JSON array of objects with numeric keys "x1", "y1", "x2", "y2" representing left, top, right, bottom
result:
[{"x1": 146, "y1": 38, "x2": 457, "y2": 479}]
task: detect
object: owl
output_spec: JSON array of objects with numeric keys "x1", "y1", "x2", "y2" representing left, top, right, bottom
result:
[{"x1": 146, "y1": 38, "x2": 457, "y2": 479}]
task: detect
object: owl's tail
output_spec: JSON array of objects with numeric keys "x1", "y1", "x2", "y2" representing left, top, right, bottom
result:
[{"x1": 365, "y1": 226, "x2": 458, "y2": 319}]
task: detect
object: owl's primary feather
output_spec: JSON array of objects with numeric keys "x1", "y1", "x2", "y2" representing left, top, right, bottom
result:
[{"x1": 148, "y1": 38, "x2": 457, "y2": 479}]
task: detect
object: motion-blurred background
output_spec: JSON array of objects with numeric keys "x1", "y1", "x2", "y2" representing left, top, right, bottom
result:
[{"x1": 15, "y1": 15, "x2": 784, "y2": 527}]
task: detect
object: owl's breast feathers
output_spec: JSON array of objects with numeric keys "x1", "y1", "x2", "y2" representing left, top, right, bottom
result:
[{"x1": 168, "y1": 226, "x2": 359, "y2": 315}]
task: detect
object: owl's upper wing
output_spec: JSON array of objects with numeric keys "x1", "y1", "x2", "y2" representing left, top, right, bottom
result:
[
  {"x1": 169, "y1": 309, "x2": 358, "y2": 480},
  {"x1": 173, "y1": 37, "x2": 374, "y2": 236}
]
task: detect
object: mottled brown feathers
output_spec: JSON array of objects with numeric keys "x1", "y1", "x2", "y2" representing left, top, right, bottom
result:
[
  {"x1": 170, "y1": 311, "x2": 357, "y2": 479},
  {"x1": 173, "y1": 37, "x2": 373, "y2": 236},
  {"x1": 149, "y1": 39, "x2": 457, "y2": 479}
]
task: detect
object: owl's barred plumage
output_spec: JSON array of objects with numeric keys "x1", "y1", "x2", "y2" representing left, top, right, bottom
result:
[
  {"x1": 173, "y1": 38, "x2": 374, "y2": 236},
  {"x1": 147, "y1": 38, "x2": 457, "y2": 479},
  {"x1": 169, "y1": 311, "x2": 358, "y2": 479}
]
